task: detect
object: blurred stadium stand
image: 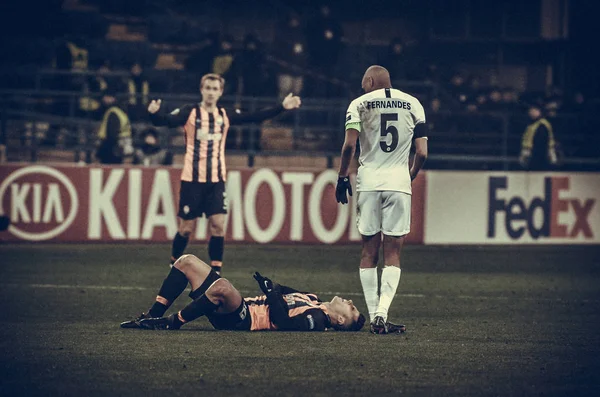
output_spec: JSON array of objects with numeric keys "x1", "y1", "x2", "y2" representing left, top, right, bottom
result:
[{"x1": 0, "y1": 0, "x2": 599, "y2": 170}]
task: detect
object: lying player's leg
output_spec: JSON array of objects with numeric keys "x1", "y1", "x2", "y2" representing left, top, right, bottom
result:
[
  {"x1": 140, "y1": 278, "x2": 243, "y2": 330},
  {"x1": 120, "y1": 254, "x2": 215, "y2": 328}
]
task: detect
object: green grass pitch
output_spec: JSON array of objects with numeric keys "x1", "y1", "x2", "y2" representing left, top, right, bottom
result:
[{"x1": 1, "y1": 243, "x2": 599, "y2": 396}]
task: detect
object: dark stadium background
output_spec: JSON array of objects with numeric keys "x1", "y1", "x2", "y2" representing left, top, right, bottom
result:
[{"x1": 0, "y1": 1, "x2": 599, "y2": 396}]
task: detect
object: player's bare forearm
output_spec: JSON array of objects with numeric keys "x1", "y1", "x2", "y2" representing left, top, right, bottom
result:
[
  {"x1": 338, "y1": 128, "x2": 359, "y2": 177},
  {"x1": 410, "y1": 137, "x2": 428, "y2": 180},
  {"x1": 339, "y1": 144, "x2": 355, "y2": 177}
]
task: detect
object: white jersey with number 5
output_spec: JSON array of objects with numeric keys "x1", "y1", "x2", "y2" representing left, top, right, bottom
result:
[{"x1": 345, "y1": 87, "x2": 426, "y2": 194}]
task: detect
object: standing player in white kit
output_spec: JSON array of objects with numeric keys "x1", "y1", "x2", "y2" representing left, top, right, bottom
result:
[{"x1": 335, "y1": 65, "x2": 428, "y2": 334}]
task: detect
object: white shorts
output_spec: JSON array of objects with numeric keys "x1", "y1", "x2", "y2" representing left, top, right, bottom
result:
[{"x1": 356, "y1": 191, "x2": 411, "y2": 237}]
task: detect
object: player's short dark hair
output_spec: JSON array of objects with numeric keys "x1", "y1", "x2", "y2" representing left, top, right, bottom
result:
[
  {"x1": 350, "y1": 313, "x2": 366, "y2": 332},
  {"x1": 334, "y1": 313, "x2": 366, "y2": 332}
]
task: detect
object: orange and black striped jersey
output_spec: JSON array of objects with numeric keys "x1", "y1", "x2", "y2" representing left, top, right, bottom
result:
[
  {"x1": 244, "y1": 292, "x2": 331, "y2": 331},
  {"x1": 150, "y1": 103, "x2": 285, "y2": 183}
]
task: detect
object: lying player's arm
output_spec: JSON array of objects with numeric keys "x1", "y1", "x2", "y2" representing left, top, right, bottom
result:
[
  {"x1": 278, "y1": 308, "x2": 329, "y2": 331},
  {"x1": 264, "y1": 288, "x2": 293, "y2": 328},
  {"x1": 267, "y1": 291, "x2": 327, "y2": 331},
  {"x1": 253, "y1": 272, "x2": 323, "y2": 330},
  {"x1": 410, "y1": 123, "x2": 428, "y2": 181},
  {"x1": 147, "y1": 99, "x2": 191, "y2": 128},
  {"x1": 228, "y1": 93, "x2": 301, "y2": 124}
]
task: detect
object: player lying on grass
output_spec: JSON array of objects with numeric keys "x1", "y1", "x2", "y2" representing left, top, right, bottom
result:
[{"x1": 121, "y1": 254, "x2": 366, "y2": 332}]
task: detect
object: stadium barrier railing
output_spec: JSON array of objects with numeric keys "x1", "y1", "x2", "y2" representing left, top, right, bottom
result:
[{"x1": 1, "y1": 88, "x2": 599, "y2": 171}]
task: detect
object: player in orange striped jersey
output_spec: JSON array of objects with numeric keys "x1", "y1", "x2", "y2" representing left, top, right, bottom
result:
[
  {"x1": 121, "y1": 254, "x2": 365, "y2": 332},
  {"x1": 148, "y1": 74, "x2": 301, "y2": 274}
]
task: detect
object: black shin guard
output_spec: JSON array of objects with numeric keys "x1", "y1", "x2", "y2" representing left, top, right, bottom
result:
[
  {"x1": 171, "y1": 233, "x2": 189, "y2": 263},
  {"x1": 208, "y1": 236, "x2": 224, "y2": 262},
  {"x1": 149, "y1": 267, "x2": 189, "y2": 317}
]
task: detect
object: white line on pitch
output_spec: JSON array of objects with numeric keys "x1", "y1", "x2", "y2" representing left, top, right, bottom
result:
[{"x1": 0, "y1": 283, "x2": 595, "y2": 303}]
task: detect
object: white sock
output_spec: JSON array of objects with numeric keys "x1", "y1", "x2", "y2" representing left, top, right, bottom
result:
[
  {"x1": 374, "y1": 266, "x2": 401, "y2": 321},
  {"x1": 359, "y1": 268, "x2": 379, "y2": 322}
]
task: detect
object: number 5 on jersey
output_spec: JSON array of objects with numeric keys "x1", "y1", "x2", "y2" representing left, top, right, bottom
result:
[{"x1": 380, "y1": 113, "x2": 399, "y2": 152}]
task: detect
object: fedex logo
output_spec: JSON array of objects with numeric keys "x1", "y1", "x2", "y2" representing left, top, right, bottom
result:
[{"x1": 487, "y1": 176, "x2": 595, "y2": 240}]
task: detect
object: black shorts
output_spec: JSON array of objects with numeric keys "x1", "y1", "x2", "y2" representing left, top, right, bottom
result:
[
  {"x1": 178, "y1": 181, "x2": 227, "y2": 220},
  {"x1": 207, "y1": 301, "x2": 252, "y2": 331}
]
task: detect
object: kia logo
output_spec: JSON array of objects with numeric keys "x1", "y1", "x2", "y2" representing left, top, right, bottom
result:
[{"x1": 0, "y1": 166, "x2": 79, "y2": 241}]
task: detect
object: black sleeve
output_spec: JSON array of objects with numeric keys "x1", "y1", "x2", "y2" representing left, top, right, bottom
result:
[
  {"x1": 265, "y1": 288, "x2": 291, "y2": 329},
  {"x1": 414, "y1": 122, "x2": 428, "y2": 139},
  {"x1": 227, "y1": 105, "x2": 286, "y2": 124},
  {"x1": 266, "y1": 288, "x2": 328, "y2": 331},
  {"x1": 149, "y1": 103, "x2": 193, "y2": 128},
  {"x1": 282, "y1": 308, "x2": 329, "y2": 331},
  {"x1": 267, "y1": 290, "x2": 328, "y2": 332}
]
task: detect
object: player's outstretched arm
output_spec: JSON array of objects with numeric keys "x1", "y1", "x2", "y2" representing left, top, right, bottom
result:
[
  {"x1": 148, "y1": 99, "x2": 191, "y2": 128},
  {"x1": 228, "y1": 93, "x2": 302, "y2": 124}
]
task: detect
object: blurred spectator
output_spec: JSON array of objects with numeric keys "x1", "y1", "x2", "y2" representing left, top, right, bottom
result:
[
  {"x1": 305, "y1": 4, "x2": 343, "y2": 73},
  {"x1": 466, "y1": 74, "x2": 482, "y2": 94},
  {"x1": 79, "y1": 62, "x2": 120, "y2": 119},
  {"x1": 380, "y1": 37, "x2": 408, "y2": 81},
  {"x1": 447, "y1": 71, "x2": 469, "y2": 106},
  {"x1": 48, "y1": 37, "x2": 91, "y2": 145},
  {"x1": 96, "y1": 95, "x2": 133, "y2": 164},
  {"x1": 459, "y1": 100, "x2": 490, "y2": 133},
  {"x1": 519, "y1": 103, "x2": 560, "y2": 171},
  {"x1": 421, "y1": 62, "x2": 441, "y2": 85},
  {"x1": 186, "y1": 31, "x2": 220, "y2": 76},
  {"x1": 132, "y1": 128, "x2": 173, "y2": 166},
  {"x1": 211, "y1": 35, "x2": 236, "y2": 95},
  {"x1": 274, "y1": 11, "x2": 307, "y2": 98},
  {"x1": 237, "y1": 34, "x2": 268, "y2": 97},
  {"x1": 465, "y1": 100, "x2": 478, "y2": 114},
  {"x1": 126, "y1": 62, "x2": 150, "y2": 121},
  {"x1": 54, "y1": 37, "x2": 89, "y2": 72},
  {"x1": 563, "y1": 91, "x2": 586, "y2": 113},
  {"x1": 544, "y1": 99, "x2": 560, "y2": 121},
  {"x1": 427, "y1": 97, "x2": 455, "y2": 133},
  {"x1": 483, "y1": 87, "x2": 504, "y2": 111},
  {"x1": 501, "y1": 88, "x2": 520, "y2": 113},
  {"x1": 474, "y1": 90, "x2": 488, "y2": 109},
  {"x1": 545, "y1": 86, "x2": 564, "y2": 103}
]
